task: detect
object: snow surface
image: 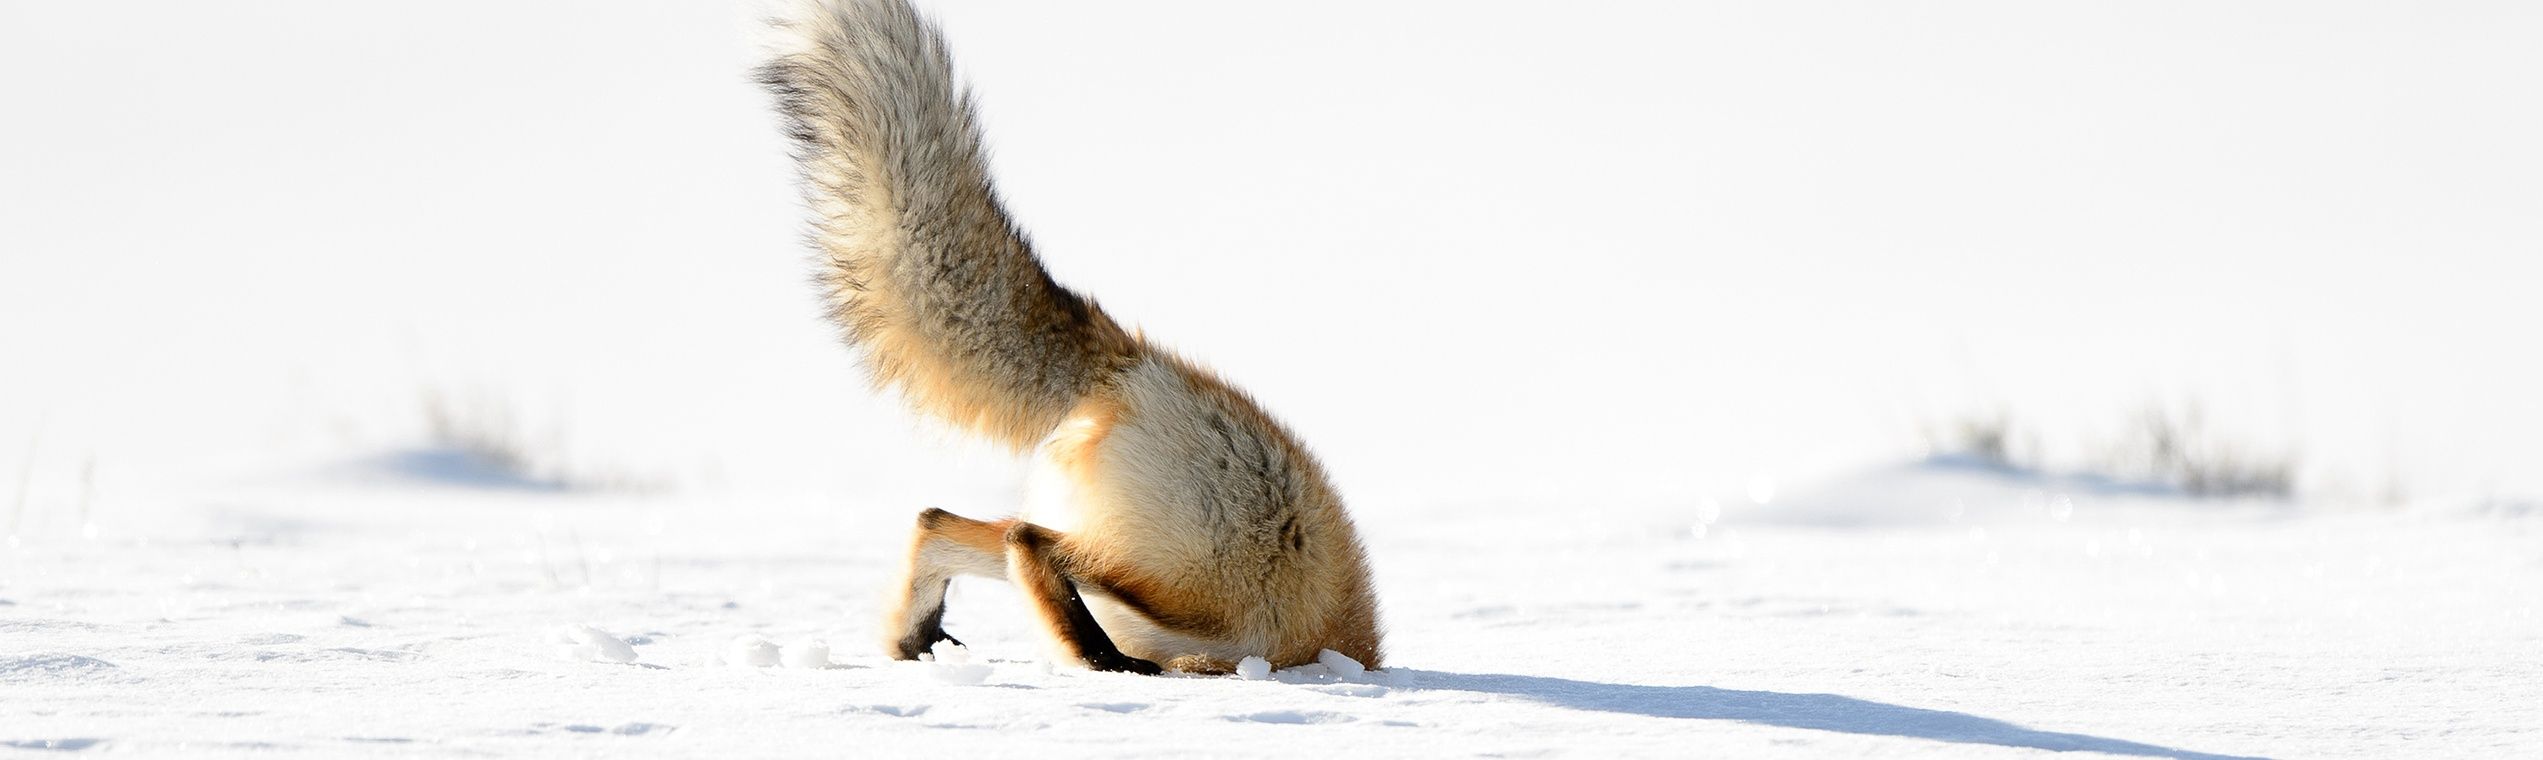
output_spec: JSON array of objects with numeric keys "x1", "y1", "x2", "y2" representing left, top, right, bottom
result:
[
  {"x1": 779, "y1": 639, "x2": 832, "y2": 670},
  {"x1": 723, "y1": 635, "x2": 783, "y2": 669},
  {"x1": 4, "y1": 0, "x2": 2542, "y2": 757},
  {"x1": 550, "y1": 624, "x2": 637, "y2": 665},
  {"x1": 5, "y1": 465, "x2": 2538, "y2": 757}
]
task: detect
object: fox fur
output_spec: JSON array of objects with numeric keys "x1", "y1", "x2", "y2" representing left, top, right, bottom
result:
[{"x1": 759, "y1": 0, "x2": 1381, "y2": 674}]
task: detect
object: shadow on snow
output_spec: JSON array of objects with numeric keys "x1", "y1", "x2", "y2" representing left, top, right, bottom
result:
[
  {"x1": 1402, "y1": 670, "x2": 2264, "y2": 760},
  {"x1": 343, "y1": 448, "x2": 567, "y2": 492}
]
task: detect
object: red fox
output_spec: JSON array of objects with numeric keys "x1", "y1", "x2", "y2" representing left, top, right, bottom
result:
[{"x1": 758, "y1": 0, "x2": 1381, "y2": 675}]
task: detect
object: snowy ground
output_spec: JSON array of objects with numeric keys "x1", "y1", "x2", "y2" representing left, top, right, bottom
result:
[
  {"x1": 6, "y1": 0, "x2": 2543, "y2": 757},
  {"x1": 7, "y1": 459, "x2": 2538, "y2": 757}
]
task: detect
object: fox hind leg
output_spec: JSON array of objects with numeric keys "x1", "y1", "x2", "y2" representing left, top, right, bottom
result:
[
  {"x1": 1002, "y1": 522, "x2": 1162, "y2": 675},
  {"x1": 883, "y1": 508, "x2": 1011, "y2": 660},
  {"x1": 883, "y1": 510, "x2": 1162, "y2": 675}
]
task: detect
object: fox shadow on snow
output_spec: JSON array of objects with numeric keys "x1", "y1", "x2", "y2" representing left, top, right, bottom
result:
[{"x1": 1404, "y1": 671, "x2": 2264, "y2": 760}]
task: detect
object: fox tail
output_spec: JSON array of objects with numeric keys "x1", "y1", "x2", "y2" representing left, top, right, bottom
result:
[{"x1": 759, "y1": 0, "x2": 1140, "y2": 450}]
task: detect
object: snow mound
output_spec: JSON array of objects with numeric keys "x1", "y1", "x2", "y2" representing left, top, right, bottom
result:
[
  {"x1": 725, "y1": 636, "x2": 780, "y2": 668},
  {"x1": 1744, "y1": 455, "x2": 2291, "y2": 528},
  {"x1": 780, "y1": 639, "x2": 831, "y2": 669},
  {"x1": 549, "y1": 625, "x2": 636, "y2": 664},
  {"x1": 1316, "y1": 649, "x2": 1365, "y2": 679},
  {"x1": 1246, "y1": 651, "x2": 1388, "y2": 686},
  {"x1": 1234, "y1": 656, "x2": 1272, "y2": 680}
]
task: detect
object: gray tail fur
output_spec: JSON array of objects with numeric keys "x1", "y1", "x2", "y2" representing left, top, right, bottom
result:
[{"x1": 759, "y1": 0, "x2": 1138, "y2": 450}]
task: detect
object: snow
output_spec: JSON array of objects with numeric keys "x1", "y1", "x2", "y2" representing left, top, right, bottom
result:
[
  {"x1": 3, "y1": 0, "x2": 2542, "y2": 757},
  {"x1": 780, "y1": 639, "x2": 831, "y2": 670},
  {"x1": 920, "y1": 642, "x2": 995, "y2": 686},
  {"x1": 4, "y1": 468, "x2": 2536, "y2": 757},
  {"x1": 1316, "y1": 649, "x2": 1367, "y2": 680},
  {"x1": 724, "y1": 636, "x2": 782, "y2": 669},
  {"x1": 552, "y1": 624, "x2": 638, "y2": 664}
]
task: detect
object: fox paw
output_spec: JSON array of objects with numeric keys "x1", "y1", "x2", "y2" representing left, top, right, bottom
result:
[
  {"x1": 888, "y1": 627, "x2": 962, "y2": 661},
  {"x1": 1085, "y1": 651, "x2": 1163, "y2": 675}
]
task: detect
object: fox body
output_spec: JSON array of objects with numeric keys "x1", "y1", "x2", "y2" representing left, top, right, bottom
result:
[{"x1": 760, "y1": 0, "x2": 1380, "y2": 674}]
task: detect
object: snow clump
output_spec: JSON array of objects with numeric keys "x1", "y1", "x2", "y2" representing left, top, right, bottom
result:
[
  {"x1": 923, "y1": 641, "x2": 992, "y2": 685},
  {"x1": 780, "y1": 639, "x2": 831, "y2": 669},
  {"x1": 1234, "y1": 656, "x2": 1273, "y2": 680},
  {"x1": 726, "y1": 635, "x2": 781, "y2": 668},
  {"x1": 1316, "y1": 649, "x2": 1365, "y2": 679},
  {"x1": 552, "y1": 624, "x2": 637, "y2": 664}
]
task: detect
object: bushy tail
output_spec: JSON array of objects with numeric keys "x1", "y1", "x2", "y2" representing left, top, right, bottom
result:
[{"x1": 760, "y1": 0, "x2": 1137, "y2": 450}]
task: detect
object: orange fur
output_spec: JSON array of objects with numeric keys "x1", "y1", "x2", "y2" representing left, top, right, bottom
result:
[{"x1": 765, "y1": 0, "x2": 1382, "y2": 675}]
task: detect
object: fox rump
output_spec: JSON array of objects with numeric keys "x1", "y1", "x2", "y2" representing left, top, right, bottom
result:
[{"x1": 759, "y1": 0, "x2": 1381, "y2": 674}]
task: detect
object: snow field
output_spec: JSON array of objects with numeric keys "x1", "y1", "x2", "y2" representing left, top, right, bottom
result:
[{"x1": 6, "y1": 466, "x2": 2537, "y2": 756}]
